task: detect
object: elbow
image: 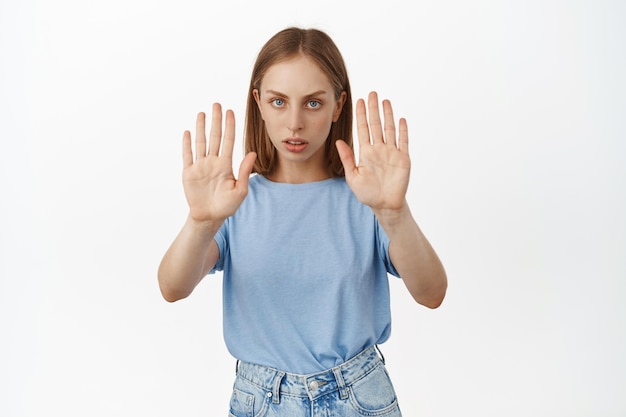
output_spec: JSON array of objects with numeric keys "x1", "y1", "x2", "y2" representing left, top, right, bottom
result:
[
  {"x1": 160, "y1": 288, "x2": 187, "y2": 303},
  {"x1": 412, "y1": 276, "x2": 447, "y2": 309},
  {"x1": 159, "y1": 285, "x2": 191, "y2": 303},
  {"x1": 418, "y1": 292, "x2": 446, "y2": 309},
  {"x1": 158, "y1": 262, "x2": 195, "y2": 302},
  {"x1": 426, "y1": 270, "x2": 448, "y2": 309},
  {"x1": 158, "y1": 275, "x2": 191, "y2": 303}
]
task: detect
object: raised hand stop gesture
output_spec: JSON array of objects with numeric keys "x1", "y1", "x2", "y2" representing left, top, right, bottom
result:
[
  {"x1": 336, "y1": 91, "x2": 411, "y2": 213},
  {"x1": 182, "y1": 104, "x2": 257, "y2": 224}
]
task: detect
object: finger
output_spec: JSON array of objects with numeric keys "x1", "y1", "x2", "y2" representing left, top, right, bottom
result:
[
  {"x1": 195, "y1": 112, "x2": 207, "y2": 160},
  {"x1": 355, "y1": 98, "x2": 371, "y2": 148},
  {"x1": 398, "y1": 118, "x2": 409, "y2": 154},
  {"x1": 235, "y1": 152, "x2": 257, "y2": 192},
  {"x1": 367, "y1": 91, "x2": 384, "y2": 144},
  {"x1": 382, "y1": 99, "x2": 397, "y2": 147},
  {"x1": 182, "y1": 130, "x2": 193, "y2": 168},
  {"x1": 208, "y1": 103, "x2": 222, "y2": 156},
  {"x1": 221, "y1": 109, "x2": 236, "y2": 158},
  {"x1": 335, "y1": 139, "x2": 357, "y2": 177}
]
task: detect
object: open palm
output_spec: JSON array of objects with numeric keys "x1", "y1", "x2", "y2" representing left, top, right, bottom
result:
[
  {"x1": 336, "y1": 91, "x2": 411, "y2": 211},
  {"x1": 182, "y1": 104, "x2": 256, "y2": 223}
]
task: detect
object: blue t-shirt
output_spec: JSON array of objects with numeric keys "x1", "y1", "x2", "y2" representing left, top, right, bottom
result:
[{"x1": 211, "y1": 175, "x2": 399, "y2": 374}]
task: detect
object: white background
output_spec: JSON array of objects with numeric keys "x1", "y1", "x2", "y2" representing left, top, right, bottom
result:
[{"x1": 1, "y1": 0, "x2": 624, "y2": 416}]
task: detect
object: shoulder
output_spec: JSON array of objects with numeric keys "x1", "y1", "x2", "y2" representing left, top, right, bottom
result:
[{"x1": 248, "y1": 173, "x2": 264, "y2": 189}]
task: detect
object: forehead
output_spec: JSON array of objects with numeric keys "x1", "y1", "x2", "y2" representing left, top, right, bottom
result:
[{"x1": 260, "y1": 55, "x2": 333, "y2": 95}]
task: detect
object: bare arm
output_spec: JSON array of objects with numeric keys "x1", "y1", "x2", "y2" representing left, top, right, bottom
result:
[
  {"x1": 158, "y1": 105, "x2": 256, "y2": 302},
  {"x1": 375, "y1": 205, "x2": 447, "y2": 308},
  {"x1": 158, "y1": 216, "x2": 222, "y2": 302},
  {"x1": 336, "y1": 91, "x2": 447, "y2": 308}
]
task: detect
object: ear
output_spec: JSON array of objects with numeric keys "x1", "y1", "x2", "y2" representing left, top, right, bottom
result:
[
  {"x1": 332, "y1": 91, "x2": 347, "y2": 122},
  {"x1": 253, "y1": 89, "x2": 264, "y2": 119}
]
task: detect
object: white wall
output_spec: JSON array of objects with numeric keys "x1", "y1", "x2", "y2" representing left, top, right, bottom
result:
[{"x1": 1, "y1": 0, "x2": 624, "y2": 416}]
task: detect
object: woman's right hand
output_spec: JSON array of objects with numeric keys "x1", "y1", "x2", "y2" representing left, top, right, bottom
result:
[{"x1": 182, "y1": 103, "x2": 257, "y2": 224}]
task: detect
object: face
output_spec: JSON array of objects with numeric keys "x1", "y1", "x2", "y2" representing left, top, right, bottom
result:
[{"x1": 253, "y1": 55, "x2": 346, "y2": 179}]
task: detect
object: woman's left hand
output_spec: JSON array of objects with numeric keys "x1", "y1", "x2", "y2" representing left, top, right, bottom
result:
[{"x1": 336, "y1": 91, "x2": 411, "y2": 212}]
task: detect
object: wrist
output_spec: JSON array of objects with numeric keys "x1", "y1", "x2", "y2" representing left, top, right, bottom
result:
[
  {"x1": 185, "y1": 214, "x2": 224, "y2": 235},
  {"x1": 373, "y1": 202, "x2": 413, "y2": 230}
]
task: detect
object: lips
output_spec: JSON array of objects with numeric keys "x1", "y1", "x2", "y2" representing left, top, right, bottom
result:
[{"x1": 283, "y1": 138, "x2": 308, "y2": 153}]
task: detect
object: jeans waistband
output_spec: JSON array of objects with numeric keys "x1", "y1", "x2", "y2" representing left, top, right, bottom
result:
[{"x1": 235, "y1": 346, "x2": 384, "y2": 402}]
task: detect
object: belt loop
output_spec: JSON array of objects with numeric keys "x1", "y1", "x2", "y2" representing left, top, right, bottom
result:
[
  {"x1": 332, "y1": 367, "x2": 349, "y2": 400},
  {"x1": 272, "y1": 371, "x2": 285, "y2": 404},
  {"x1": 375, "y1": 344, "x2": 386, "y2": 365}
]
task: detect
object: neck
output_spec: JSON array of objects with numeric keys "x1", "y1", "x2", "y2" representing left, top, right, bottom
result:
[{"x1": 267, "y1": 162, "x2": 331, "y2": 184}]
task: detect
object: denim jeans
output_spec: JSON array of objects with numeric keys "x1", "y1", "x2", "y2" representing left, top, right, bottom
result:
[{"x1": 228, "y1": 346, "x2": 402, "y2": 417}]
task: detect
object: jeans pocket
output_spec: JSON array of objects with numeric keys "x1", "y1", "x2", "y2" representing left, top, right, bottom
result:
[
  {"x1": 229, "y1": 387, "x2": 254, "y2": 417},
  {"x1": 229, "y1": 377, "x2": 271, "y2": 417},
  {"x1": 347, "y1": 364, "x2": 400, "y2": 416}
]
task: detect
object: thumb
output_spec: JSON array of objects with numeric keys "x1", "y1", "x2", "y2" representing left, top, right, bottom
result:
[
  {"x1": 235, "y1": 152, "x2": 257, "y2": 192},
  {"x1": 335, "y1": 140, "x2": 357, "y2": 175}
]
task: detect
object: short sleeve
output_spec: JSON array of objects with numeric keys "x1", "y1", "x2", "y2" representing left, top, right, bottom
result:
[
  {"x1": 209, "y1": 220, "x2": 228, "y2": 274},
  {"x1": 375, "y1": 220, "x2": 400, "y2": 278}
]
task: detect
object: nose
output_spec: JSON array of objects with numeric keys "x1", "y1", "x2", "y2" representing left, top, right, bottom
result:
[{"x1": 287, "y1": 107, "x2": 304, "y2": 133}]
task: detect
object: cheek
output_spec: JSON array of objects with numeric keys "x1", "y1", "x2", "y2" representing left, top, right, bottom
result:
[
  {"x1": 316, "y1": 112, "x2": 335, "y2": 130},
  {"x1": 263, "y1": 119, "x2": 283, "y2": 143},
  {"x1": 309, "y1": 118, "x2": 333, "y2": 139}
]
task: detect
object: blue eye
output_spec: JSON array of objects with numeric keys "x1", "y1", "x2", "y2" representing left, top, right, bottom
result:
[
  {"x1": 307, "y1": 100, "x2": 320, "y2": 109},
  {"x1": 271, "y1": 98, "x2": 284, "y2": 107}
]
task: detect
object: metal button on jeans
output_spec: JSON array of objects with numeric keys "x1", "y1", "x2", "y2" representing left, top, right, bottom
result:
[{"x1": 309, "y1": 380, "x2": 319, "y2": 391}]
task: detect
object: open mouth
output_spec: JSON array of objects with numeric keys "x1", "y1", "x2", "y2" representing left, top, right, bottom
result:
[{"x1": 283, "y1": 139, "x2": 308, "y2": 153}]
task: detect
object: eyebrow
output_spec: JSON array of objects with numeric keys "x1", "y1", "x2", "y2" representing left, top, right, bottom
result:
[{"x1": 264, "y1": 89, "x2": 329, "y2": 99}]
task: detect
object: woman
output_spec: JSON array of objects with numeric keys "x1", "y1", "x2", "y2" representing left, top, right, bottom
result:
[{"x1": 158, "y1": 27, "x2": 447, "y2": 417}]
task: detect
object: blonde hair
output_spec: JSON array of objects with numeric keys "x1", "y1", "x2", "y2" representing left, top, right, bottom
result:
[{"x1": 244, "y1": 27, "x2": 353, "y2": 177}]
